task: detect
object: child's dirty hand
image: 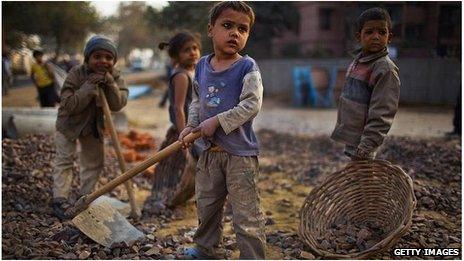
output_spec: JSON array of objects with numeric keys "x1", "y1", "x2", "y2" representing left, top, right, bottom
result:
[
  {"x1": 199, "y1": 116, "x2": 219, "y2": 137},
  {"x1": 81, "y1": 81, "x2": 99, "y2": 97},
  {"x1": 351, "y1": 148, "x2": 372, "y2": 161},
  {"x1": 182, "y1": 147, "x2": 193, "y2": 159},
  {"x1": 104, "y1": 72, "x2": 116, "y2": 85},
  {"x1": 350, "y1": 155, "x2": 364, "y2": 161},
  {"x1": 87, "y1": 73, "x2": 105, "y2": 84},
  {"x1": 179, "y1": 126, "x2": 194, "y2": 149}
]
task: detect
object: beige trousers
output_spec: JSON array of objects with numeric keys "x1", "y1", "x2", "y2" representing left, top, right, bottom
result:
[
  {"x1": 53, "y1": 131, "x2": 104, "y2": 200},
  {"x1": 193, "y1": 151, "x2": 266, "y2": 259}
]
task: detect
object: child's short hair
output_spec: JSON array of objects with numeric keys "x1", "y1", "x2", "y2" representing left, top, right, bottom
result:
[
  {"x1": 33, "y1": 50, "x2": 44, "y2": 58},
  {"x1": 209, "y1": 1, "x2": 255, "y2": 28},
  {"x1": 159, "y1": 31, "x2": 201, "y2": 59},
  {"x1": 356, "y1": 7, "x2": 392, "y2": 32}
]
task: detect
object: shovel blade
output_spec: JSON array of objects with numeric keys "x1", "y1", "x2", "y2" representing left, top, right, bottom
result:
[
  {"x1": 93, "y1": 195, "x2": 131, "y2": 217},
  {"x1": 72, "y1": 199, "x2": 144, "y2": 248}
]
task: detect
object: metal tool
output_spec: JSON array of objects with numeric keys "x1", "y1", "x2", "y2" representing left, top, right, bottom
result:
[{"x1": 69, "y1": 128, "x2": 201, "y2": 247}]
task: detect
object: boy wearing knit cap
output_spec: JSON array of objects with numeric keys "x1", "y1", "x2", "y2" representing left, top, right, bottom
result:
[{"x1": 52, "y1": 35, "x2": 128, "y2": 220}]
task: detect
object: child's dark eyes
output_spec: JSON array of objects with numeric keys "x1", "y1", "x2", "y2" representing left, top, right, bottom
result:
[
  {"x1": 183, "y1": 46, "x2": 198, "y2": 53},
  {"x1": 238, "y1": 26, "x2": 248, "y2": 33},
  {"x1": 93, "y1": 54, "x2": 113, "y2": 61},
  {"x1": 363, "y1": 29, "x2": 388, "y2": 36},
  {"x1": 221, "y1": 22, "x2": 248, "y2": 34}
]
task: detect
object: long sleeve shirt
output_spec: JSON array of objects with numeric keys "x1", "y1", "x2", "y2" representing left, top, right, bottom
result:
[
  {"x1": 187, "y1": 54, "x2": 264, "y2": 156},
  {"x1": 331, "y1": 48, "x2": 401, "y2": 154},
  {"x1": 56, "y1": 64, "x2": 128, "y2": 141}
]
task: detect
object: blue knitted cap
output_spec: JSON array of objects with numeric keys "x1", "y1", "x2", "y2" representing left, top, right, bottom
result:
[{"x1": 84, "y1": 35, "x2": 118, "y2": 63}]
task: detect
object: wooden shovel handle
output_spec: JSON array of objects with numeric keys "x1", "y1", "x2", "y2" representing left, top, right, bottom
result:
[
  {"x1": 98, "y1": 87, "x2": 139, "y2": 217},
  {"x1": 84, "y1": 130, "x2": 202, "y2": 205}
]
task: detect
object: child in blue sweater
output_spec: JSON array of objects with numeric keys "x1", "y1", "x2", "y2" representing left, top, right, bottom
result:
[{"x1": 179, "y1": 1, "x2": 265, "y2": 259}]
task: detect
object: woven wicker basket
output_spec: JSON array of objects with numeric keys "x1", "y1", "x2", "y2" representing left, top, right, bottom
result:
[{"x1": 299, "y1": 160, "x2": 416, "y2": 259}]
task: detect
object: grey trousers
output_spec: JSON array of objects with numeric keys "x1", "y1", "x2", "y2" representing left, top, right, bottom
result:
[
  {"x1": 193, "y1": 151, "x2": 266, "y2": 259},
  {"x1": 53, "y1": 131, "x2": 104, "y2": 200}
]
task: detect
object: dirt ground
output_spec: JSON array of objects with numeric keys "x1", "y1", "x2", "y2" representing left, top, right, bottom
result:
[
  {"x1": 2, "y1": 127, "x2": 461, "y2": 260},
  {"x1": 2, "y1": 76, "x2": 460, "y2": 259},
  {"x1": 125, "y1": 92, "x2": 459, "y2": 259},
  {"x1": 2, "y1": 75, "x2": 454, "y2": 140},
  {"x1": 121, "y1": 91, "x2": 455, "y2": 143}
]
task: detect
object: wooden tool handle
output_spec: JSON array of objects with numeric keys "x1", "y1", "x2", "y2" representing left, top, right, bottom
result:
[
  {"x1": 84, "y1": 130, "x2": 202, "y2": 205},
  {"x1": 98, "y1": 87, "x2": 139, "y2": 217}
]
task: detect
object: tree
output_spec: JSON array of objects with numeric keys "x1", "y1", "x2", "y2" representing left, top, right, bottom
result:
[
  {"x1": 145, "y1": 2, "x2": 299, "y2": 57},
  {"x1": 114, "y1": 2, "x2": 157, "y2": 60},
  {"x1": 3, "y1": 2, "x2": 100, "y2": 56},
  {"x1": 245, "y1": 2, "x2": 300, "y2": 58},
  {"x1": 146, "y1": 2, "x2": 214, "y2": 53}
]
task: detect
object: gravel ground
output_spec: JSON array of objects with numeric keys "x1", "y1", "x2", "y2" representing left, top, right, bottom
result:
[
  {"x1": 2, "y1": 78, "x2": 460, "y2": 260},
  {"x1": 2, "y1": 131, "x2": 461, "y2": 259}
]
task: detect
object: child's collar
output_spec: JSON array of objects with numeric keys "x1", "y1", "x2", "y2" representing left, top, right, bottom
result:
[
  {"x1": 356, "y1": 48, "x2": 389, "y2": 63},
  {"x1": 206, "y1": 53, "x2": 247, "y2": 72}
]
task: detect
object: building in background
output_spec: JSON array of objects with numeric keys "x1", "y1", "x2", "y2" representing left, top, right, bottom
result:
[{"x1": 272, "y1": 2, "x2": 461, "y2": 58}]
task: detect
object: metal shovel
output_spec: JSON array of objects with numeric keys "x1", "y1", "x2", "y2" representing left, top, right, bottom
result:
[{"x1": 68, "y1": 126, "x2": 201, "y2": 247}]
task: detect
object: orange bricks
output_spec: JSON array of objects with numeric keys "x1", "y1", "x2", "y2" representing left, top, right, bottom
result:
[
  {"x1": 122, "y1": 149, "x2": 137, "y2": 163},
  {"x1": 118, "y1": 130, "x2": 157, "y2": 163}
]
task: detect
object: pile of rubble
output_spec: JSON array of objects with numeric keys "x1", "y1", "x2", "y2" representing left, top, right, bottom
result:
[
  {"x1": 2, "y1": 130, "x2": 461, "y2": 259},
  {"x1": 316, "y1": 220, "x2": 385, "y2": 254},
  {"x1": 258, "y1": 130, "x2": 461, "y2": 259}
]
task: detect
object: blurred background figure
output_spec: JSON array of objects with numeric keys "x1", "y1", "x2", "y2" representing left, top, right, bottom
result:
[
  {"x1": 158, "y1": 61, "x2": 175, "y2": 108},
  {"x1": 30, "y1": 50, "x2": 59, "y2": 107},
  {"x1": 2, "y1": 47, "x2": 13, "y2": 95},
  {"x1": 447, "y1": 90, "x2": 461, "y2": 137}
]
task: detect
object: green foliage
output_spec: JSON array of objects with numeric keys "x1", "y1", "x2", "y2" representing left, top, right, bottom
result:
[
  {"x1": 281, "y1": 42, "x2": 302, "y2": 58},
  {"x1": 146, "y1": 1, "x2": 214, "y2": 54},
  {"x1": 4, "y1": 2, "x2": 301, "y2": 60},
  {"x1": 115, "y1": 2, "x2": 155, "y2": 59},
  {"x1": 144, "y1": 1, "x2": 299, "y2": 57},
  {"x1": 3, "y1": 1, "x2": 100, "y2": 55},
  {"x1": 249, "y1": 2, "x2": 299, "y2": 40},
  {"x1": 156, "y1": 1, "x2": 213, "y2": 32},
  {"x1": 242, "y1": 2, "x2": 300, "y2": 58},
  {"x1": 307, "y1": 43, "x2": 333, "y2": 58}
]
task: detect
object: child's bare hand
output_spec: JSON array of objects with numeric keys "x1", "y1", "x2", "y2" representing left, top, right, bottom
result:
[
  {"x1": 198, "y1": 116, "x2": 219, "y2": 137},
  {"x1": 179, "y1": 126, "x2": 194, "y2": 149}
]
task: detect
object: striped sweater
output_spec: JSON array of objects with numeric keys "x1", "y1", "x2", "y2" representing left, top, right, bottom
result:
[{"x1": 331, "y1": 48, "x2": 401, "y2": 155}]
